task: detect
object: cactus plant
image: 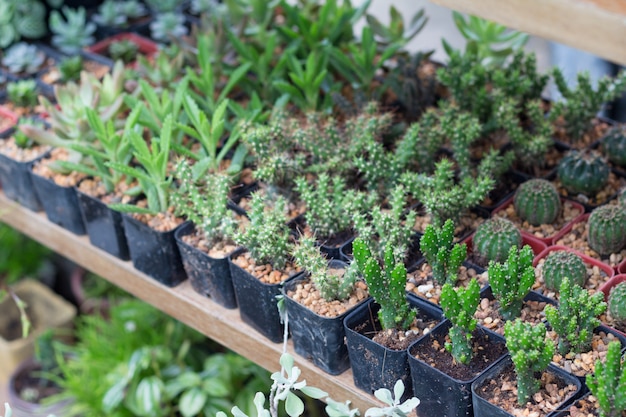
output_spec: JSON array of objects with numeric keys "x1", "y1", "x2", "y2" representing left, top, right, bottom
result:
[
  {"x1": 108, "y1": 40, "x2": 139, "y2": 64},
  {"x1": 513, "y1": 179, "x2": 561, "y2": 226},
  {"x1": 588, "y1": 204, "x2": 626, "y2": 256},
  {"x1": 150, "y1": 12, "x2": 188, "y2": 42},
  {"x1": 420, "y1": 219, "x2": 467, "y2": 285},
  {"x1": 440, "y1": 278, "x2": 480, "y2": 365},
  {"x1": 49, "y1": 6, "x2": 96, "y2": 54},
  {"x1": 601, "y1": 125, "x2": 626, "y2": 168},
  {"x1": 58, "y1": 56, "x2": 83, "y2": 82},
  {"x1": 1, "y1": 42, "x2": 45, "y2": 75},
  {"x1": 473, "y1": 217, "x2": 522, "y2": 264},
  {"x1": 544, "y1": 277, "x2": 606, "y2": 356},
  {"x1": 608, "y1": 282, "x2": 626, "y2": 326},
  {"x1": 557, "y1": 149, "x2": 610, "y2": 197},
  {"x1": 586, "y1": 340, "x2": 626, "y2": 417},
  {"x1": 488, "y1": 245, "x2": 535, "y2": 321},
  {"x1": 504, "y1": 319, "x2": 555, "y2": 405},
  {"x1": 541, "y1": 250, "x2": 587, "y2": 291},
  {"x1": 6, "y1": 80, "x2": 38, "y2": 108}
]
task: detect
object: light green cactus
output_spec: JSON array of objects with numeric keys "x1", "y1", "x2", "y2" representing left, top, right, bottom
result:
[
  {"x1": 440, "y1": 278, "x2": 479, "y2": 365},
  {"x1": 488, "y1": 245, "x2": 535, "y2": 321},
  {"x1": 420, "y1": 219, "x2": 467, "y2": 285},
  {"x1": 586, "y1": 341, "x2": 626, "y2": 417}
]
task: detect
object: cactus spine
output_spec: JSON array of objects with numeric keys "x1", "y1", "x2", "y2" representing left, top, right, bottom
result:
[
  {"x1": 602, "y1": 126, "x2": 626, "y2": 168},
  {"x1": 608, "y1": 282, "x2": 626, "y2": 326},
  {"x1": 557, "y1": 149, "x2": 610, "y2": 197},
  {"x1": 473, "y1": 217, "x2": 522, "y2": 264},
  {"x1": 587, "y1": 205, "x2": 626, "y2": 255},
  {"x1": 586, "y1": 340, "x2": 626, "y2": 417},
  {"x1": 440, "y1": 278, "x2": 480, "y2": 365},
  {"x1": 488, "y1": 245, "x2": 535, "y2": 321},
  {"x1": 513, "y1": 179, "x2": 561, "y2": 226},
  {"x1": 541, "y1": 250, "x2": 587, "y2": 291}
]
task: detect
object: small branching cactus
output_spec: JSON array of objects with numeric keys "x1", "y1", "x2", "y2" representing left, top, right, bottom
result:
[
  {"x1": 608, "y1": 282, "x2": 626, "y2": 327},
  {"x1": 602, "y1": 125, "x2": 626, "y2": 168},
  {"x1": 292, "y1": 236, "x2": 358, "y2": 302},
  {"x1": 7, "y1": 80, "x2": 38, "y2": 108},
  {"x1": 440, "y1": 278, "x2": 479, "y2": 365},
  {"x1": 541, "y1": 250, "x2": 587, "y2": 291},
  {"x1": 488, "y1": 245, "x2": 535, "y2": 321},
  {"x1": 557, "y1": 149, "x2": 610, "y2": 197},
  {"x1": 586, "y1": 340, "x2": 626, "y2": 417},
  {"x1": 513, "y1": 179, "x2": 561, "y2": 226},
  {"x1": 352, "y1": 238, "x2": 416, "y2": 331},
  {"x1": 544, "y1": 277, "x2": 606, "y2": 356},
  {"x1": 420, "y1": 219, "x2": 467, "y2": 285},
  {"x1": 473, "y1": 217, "x2": 522, "y2": 264},
  {"x1": 588, "y1": 205, "x2": 626, "y2": 256},
  {"x1": 505, "y1": 319, "x2": 555, "y2": 405}
]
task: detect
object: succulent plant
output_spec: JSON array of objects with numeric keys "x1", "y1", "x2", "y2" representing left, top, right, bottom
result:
[
  {"x1": 608, "y1": 281, "x2": 626, "y2": 326},
  {"x1": 488, "y1": 245, "x2": 535, "y2": 321},
  {"x1": 58, "y1": 56, "x2": 83, "y2": 82},
  {"x1": 1, "y1": 42, "x2": 45, "y2": 74},
  {"x1": 108, "y1": 39, "x2": 139, "y2": 64},
  {"x1": 150, "y1": 12, "x2": 188, "y2": 42},
  {"x1": 587, "y1": 204, "x2": 626, "y2": 255},
  {"x1": 601, "y1": 125, "x2": 626, "y2": 168},
  {"x1": 420, "y1": 219, "x2": 467, "y2": 285},
  {"x1": 92, "y1": 0, "x2": 127, "y2": 27},
  {"x1": 557, "y1": 149, "x2": 610, "y2": 197},
  {"x1": 118, "y1": 0, "x2": 148, "y2": 19},
  {"x1": 586, "y1": 340, "x2": 626, "y2": 417},
  {"x1": 0, "y1": 0, "x2": 50, "y2": 48},
  {"x1": 49, "y1": 6, "x2": 96, "y2": 54},
  {"x1": 7, "y1": 79, "x2": 38, "y2": 108},
  {"x1": 473, "y1": 217, "x2": 521, "y2": 264},
  {"x1": 541, "y1": 250, "x2": 587, "y2": 291},
  {"x1": 513, "y1": 179, "x2": 561, "y2": 226},
  {"x1": 440, "y1": 278, "x2": 480, "y2": 365}
]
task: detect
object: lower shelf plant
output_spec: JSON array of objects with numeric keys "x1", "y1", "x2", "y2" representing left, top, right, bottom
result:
[{"x1": 586, "y1": 340, "x2": 626, "y2": 417}]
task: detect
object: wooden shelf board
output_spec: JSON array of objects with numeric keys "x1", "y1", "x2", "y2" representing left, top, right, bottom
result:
[
  {"x1": 429, "y1": 0, "x2": 626, "y2": 66},
  {"x1": 0, "y1": 192, "x2": 380, "y2": 412}
]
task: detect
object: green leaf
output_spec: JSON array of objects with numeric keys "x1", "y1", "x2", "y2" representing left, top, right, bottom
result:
[
  {"x1": 285, "y1": 392, "x2": 304, "y2": 417},
  {"x1": 179, "y1": 387, "x2": 208, "y2": 417},
  {"x1": 202, "y1": 378, "x2": 230, "y2": 397}
]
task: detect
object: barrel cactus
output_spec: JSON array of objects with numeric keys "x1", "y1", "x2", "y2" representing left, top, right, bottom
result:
[
  {"x1": 541, "y1": 250, "x2": 587, "y2": 291},
  {"x1": 602, "y1": 125, "x2": 626, "y2": 168},
  {"x1": 608, "y1": 282, "x2": 626, "y2": 326},
  {"x1": 557, "y1": 150, "x2": 610, "y2": 197},
  {"x1": 514, "y1": 179, "x2": 561, "y2": 226},
  {"x1": 473, "y1": 217, "x2": 522, "y2": 263},
  {"x1": 587, "y1": 205, "x2": 626, "y2": 255}
]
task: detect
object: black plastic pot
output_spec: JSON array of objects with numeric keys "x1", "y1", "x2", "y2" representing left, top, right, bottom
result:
[
  {"x1": 122, "y1": 214, "x2": 187, "y2": 287},
  {"x1": 343, "y1": 296, "x2": 444, "y2": 400},
  {"x1": 471, "y1": 356, "x2": 583, "y2": 417},
  {"x1": 30, "y1": 172, "x2": 86, "y2": 235},
  {"x1": 0, "y1": 145, "x2": 48, "y2": 211},
  {"x1": 283, "y1": 262, "x2": 370, "y2": 375},
  {"x1": 76, "y1": 189, "x2": 130, "y2": 260},
  {"x1": 408, "y1": 320, "x2": 508, "y2": 417},
  {"x1": 174, "y1": 222, "x2": 237, "y2": 309}
]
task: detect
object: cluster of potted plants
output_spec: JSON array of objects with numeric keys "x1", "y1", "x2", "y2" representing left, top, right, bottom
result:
[{"x1": 2, "y1": 1, "x2": 626, "y2": 416}]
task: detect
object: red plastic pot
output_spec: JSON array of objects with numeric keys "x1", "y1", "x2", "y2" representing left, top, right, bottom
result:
[
  {"x1": 85, "y1": 32, "x2": 158, "y2": 66},
  {"x1": 599, "y1": 274, "x2": 626, "y2": 338},
  {"x1": 0, "y1": 106, "x2": 19, "y2": 135},
  {"x1": 618, "y1": 259, "x2": 626, "y2": 275}
]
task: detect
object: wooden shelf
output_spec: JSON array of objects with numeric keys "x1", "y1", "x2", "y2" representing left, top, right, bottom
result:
[
  {"x1": 0, "y1": 192, "x2": 380, "y2": 412},
  {"x1": 428, "y1": 0, "x2": 626, "y2": 66}
]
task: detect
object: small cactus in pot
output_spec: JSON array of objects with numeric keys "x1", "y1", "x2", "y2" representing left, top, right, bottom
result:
[
  {"x1": 557, "y1": 149, "x2": 610, "y2": 197},
  {"x1": 513, "y1": 178, "x2": 561, "y2": 226},
  {"x1": 586, "y1": 340, "x2": 626, "y2": 417},
  {"x1": 601, "y1": 125, "x2": 626, "y2": 168},
  {"x1": 608, "y1": 281, "x2": 626, "y2": 326},
  {"x1": 541, "y1": 250, "x2": 587, "y2": 291},
  {"x1": 587, "y1": 204, "x2": 626, "y2": 255},
  {"x1": 473, "y1": 217, "x2": 521, "y2": 264}
]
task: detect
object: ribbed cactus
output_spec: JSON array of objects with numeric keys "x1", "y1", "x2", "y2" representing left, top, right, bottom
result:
[
  {"x1": 608, "y1": 282, "x2": 626, "y2": 326},
  {"x1": 488, "y1": 245, "x2": 535, "y2": 321},
  {"x1": 602, "y1": 126, "x2": 626, "y2": 168},
  {"x1": 541, "y1": 250, "x2": 587, "y2": 291},
  {"x1": 440, "y1": 278, "x2": 479, "y2": 365},
  {"x1": 586, "y1": 340, "x2": 626, "y2": 417},
  {"x1": 513, "y1": 179, "x2": 561, "y2": 226},
  {"x1": 420, "y1": 219, "x2": 467, "y2": 285},
  {"x1": 557, "y1": 149, "x2": 610, "y2": 197},
  {"x1": 587, "y1": 205, "x2": 626, "y2": 255},
  {"x1": 473, "y1": 217, "x2": 522, "y2": 263},
  {"x1": 505, "y1": 319, "x2": 555, "y2": 405}
]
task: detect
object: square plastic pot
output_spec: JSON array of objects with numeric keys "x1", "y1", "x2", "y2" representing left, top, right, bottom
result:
[
  {"x1": 30, "y1": 171, "x2": 86, "y2": 235},
  {"x1": 0, "y1": 137, "x2": 48, "y2": 211}
]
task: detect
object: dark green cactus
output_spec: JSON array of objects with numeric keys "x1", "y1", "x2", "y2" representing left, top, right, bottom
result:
[
  {"x1": 608, "y1": 282, "x2": 626, "y2": 326},
  {"x1": 473, "y1": 217, "x2": 522, "y2": 264},
  {"x1": 440, "y1": 278, "x2": 479, "y2": 365},
  {"x1": 544, "y1": 277, "x2": 606, "y2": 356},
  {"x1": 541, "y1": 250, "x2": 587, "y2": 291},
  {"x1": 352, "y1": 238, "x2": 416, "y2": 331},
  {"x1": 588, "y1": 205, "x2": 626, "y2": 256},
  {"x1": 602, "y1": 126, "x2": 626, "y2": 168},
  {"x1": 488, "y1": 245, "x2": 535, "y2": 321},
  {"x1": 504, "y1": 319, "x2": 555, "y2": 406},
  {"x1": 586, "y1": 340, "x2": 626, "y2": 417},
  {"x1": 420, "y1": 219, "x2": 467, "y2": 285},
  {"x1": 513, "y1": 179, "x2": 561, "y2": 226},
  {"x1": 557, "y1": 150, "x2": 610, "y2": 197}
]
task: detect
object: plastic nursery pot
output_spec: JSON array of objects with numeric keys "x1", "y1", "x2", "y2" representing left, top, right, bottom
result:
[
  {"x1": 462, "y1": 232, "x2": 547, "y2": 269},
  {"x1": 618, "y1": 259, "x2": 626, "y2": 275},
  {"x1": 408, "y1": 320, "x2": 508, "y2": 417},
  {"x1": 471, "y1": 356, "x2": 583, "y2": 417},
  {"x1": 85, "y1": 32, "x2": 158, "y2": 65},
  {"x1": 343, "y1": 296, "x2": 444, "y2": 401},
  {"x1": 0, "y1": 106, "x2": 19, "y2": 135},
  {"x1": 30, "y1": 171, "x2": 86, "y2": 235},
  {"x1": 282, "y1": 261, "x2": 370, "y2": 375},
  {"x1": 229, "y1": 249, "x2": 303, "y2": 343},
  {"x1": 477, "y1": 170, "x2": 528, "y2": 213},
  {"x1": 174, "y1": 222, "x2": 237, "y2": 309},
  {"x1": 75, "y1": 188, "x2": 130, "y2": 260},
  {"x1": 121, "y1": 214, "x2": 188, "y2": 287},
  {"x1": 339, "y1": 232, "x2": 423, "y2": 270},
  {"x1": 599, "y1": 274, "x2": 626, "y2": 338}
]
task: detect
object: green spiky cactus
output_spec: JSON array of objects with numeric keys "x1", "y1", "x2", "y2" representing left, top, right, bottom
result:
[
  {"x1": 602, "y1": 126, "x2": 626, "y2": 168},
  {"x1": 352, "y1": 238, "x2": 416, "y2": 331},
  {"x1": 473, "y1": 217, "x2": 522, "y2": 263},
  {"x1": 608, "y1": 282, "x2": 626, "y2": 326},
  {"x1": 513, "y1": 179, "x2": 561, "y2": 226},
  {"x1": 420, "y1": 219, "x2": 467, "y2": 285},
  {"x1": 544, "y1": 277, "x2": 606, "y2": 356},
  {"x1": 488, "y1": 245, "x2": 535, "y2": 321},
  {"x1": 588, "y1": 205, "x2": 626, "y2": 256},
  {"x1": 557, "y1": 150, "x2": 610, "y2": 197},
  {"x1": 586, "y1": 340, "x2": 626, "y2": 417},
  {"x1": 440, "y1": 278, "x2": 479, "y2": 365},
  {"x1": 541, "y1": 250, "x2": 587, "y2": 291},
  {"x1": 505, "y1": 319, "x2": 555, "y2": 405}
]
